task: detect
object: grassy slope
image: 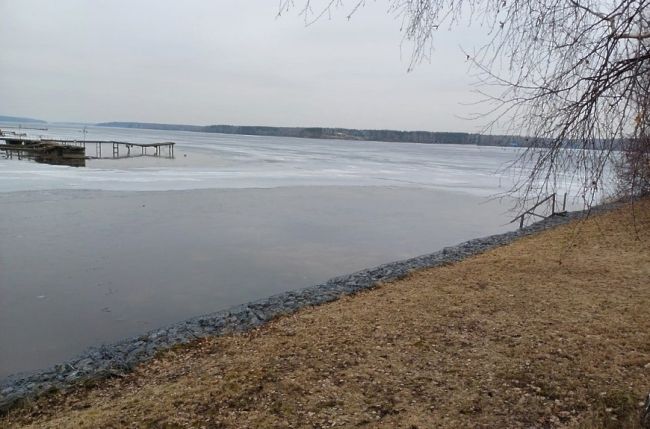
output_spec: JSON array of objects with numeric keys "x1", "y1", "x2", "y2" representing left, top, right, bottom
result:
[{"x1": 4, "y1": 200, "x2": 650, "y2": 428}]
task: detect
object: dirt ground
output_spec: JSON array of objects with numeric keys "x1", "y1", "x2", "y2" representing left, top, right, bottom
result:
[{"x1": 3, "y1": 199, "x2": 650, "y2": 428}]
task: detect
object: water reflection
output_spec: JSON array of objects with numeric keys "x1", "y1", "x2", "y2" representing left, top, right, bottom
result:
[
  {"x1": 0, "y1": 139, "x2": 175, "y2": 167},
  {"x1": 1, "y1": 143, "x2": 86, "y2": 167}
]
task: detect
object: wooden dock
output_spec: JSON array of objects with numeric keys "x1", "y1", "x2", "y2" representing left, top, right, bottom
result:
[
  {"x1": 0, "y1": 133, "x2": 175, "y2": 165},
  {"x1": 0, "y1": 141, "x2": 86, "y2": 166},
  {"x1": 40, "y1": 139, "x2": 176, "y2": 159}
]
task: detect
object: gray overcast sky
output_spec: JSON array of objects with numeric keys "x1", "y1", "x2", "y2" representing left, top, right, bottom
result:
[{"x1": 0, "y1": 0, "x2": 486, "y2": 132}]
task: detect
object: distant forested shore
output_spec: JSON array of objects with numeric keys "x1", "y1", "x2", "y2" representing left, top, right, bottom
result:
[
  {"x1": 0, "y1": 116, "x2": 615, "y2": 149},
  {"x1": 97, "y1": 121, "x2": 527, "y2": 147},
  {"x1": 0, "y1": 115, "x2": 47, "y2": 124}
]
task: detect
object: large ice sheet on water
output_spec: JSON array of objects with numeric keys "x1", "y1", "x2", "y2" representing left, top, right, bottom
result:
[{"x1": 0, "y1": 125, "x2": 523, "y2": 196}]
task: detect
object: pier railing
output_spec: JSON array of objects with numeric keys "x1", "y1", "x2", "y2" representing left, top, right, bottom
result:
[{"x1": 511, "y1": 192, "x2": 567, "y2": 229}]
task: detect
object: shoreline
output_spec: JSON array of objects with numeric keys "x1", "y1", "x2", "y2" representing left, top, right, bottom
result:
[
  {"x1": 0, "y1": 202, "x2": 616, "y2": 414},
  {"x1": 95, "y1": 122, "x2": 525, "y2": 148}
]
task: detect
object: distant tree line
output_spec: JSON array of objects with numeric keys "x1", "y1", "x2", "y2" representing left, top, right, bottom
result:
[{"x1": 98, "y1": 121, "x2": 540, "y2": 148}]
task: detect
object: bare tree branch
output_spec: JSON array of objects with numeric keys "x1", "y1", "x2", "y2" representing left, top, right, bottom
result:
[{"x1": 282, "y1": 0, "x2": 650, "y2": 208}]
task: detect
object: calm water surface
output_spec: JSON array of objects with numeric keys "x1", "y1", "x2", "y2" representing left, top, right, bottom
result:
[{"x1": 0, "y1": 124, "x2": 545, "y2": 377}]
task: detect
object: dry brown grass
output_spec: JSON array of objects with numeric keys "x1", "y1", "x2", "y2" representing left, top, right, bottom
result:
[{"x1": 3, "y1": 200, "x2": 650, "y2": 429}]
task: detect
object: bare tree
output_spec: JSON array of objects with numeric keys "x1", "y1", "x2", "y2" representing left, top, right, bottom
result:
[{"x1": 280, "y1": 0, "x2": 650, "y2": 208}]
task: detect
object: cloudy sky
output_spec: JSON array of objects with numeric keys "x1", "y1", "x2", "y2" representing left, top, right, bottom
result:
[{"x1": 0, "y1": 0, "x2": 487, "y2": 132}]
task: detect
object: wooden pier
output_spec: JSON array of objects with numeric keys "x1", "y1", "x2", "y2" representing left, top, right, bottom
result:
[
  {"x1": 0, "y1": 133, "x2": 175, "y2": 166},
  {"x1": 40, "y1": 139, "x2": 176, "y2": 159},
  {"x1": 0, "y1": 141, "x2": 86, "y2": 166}
]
